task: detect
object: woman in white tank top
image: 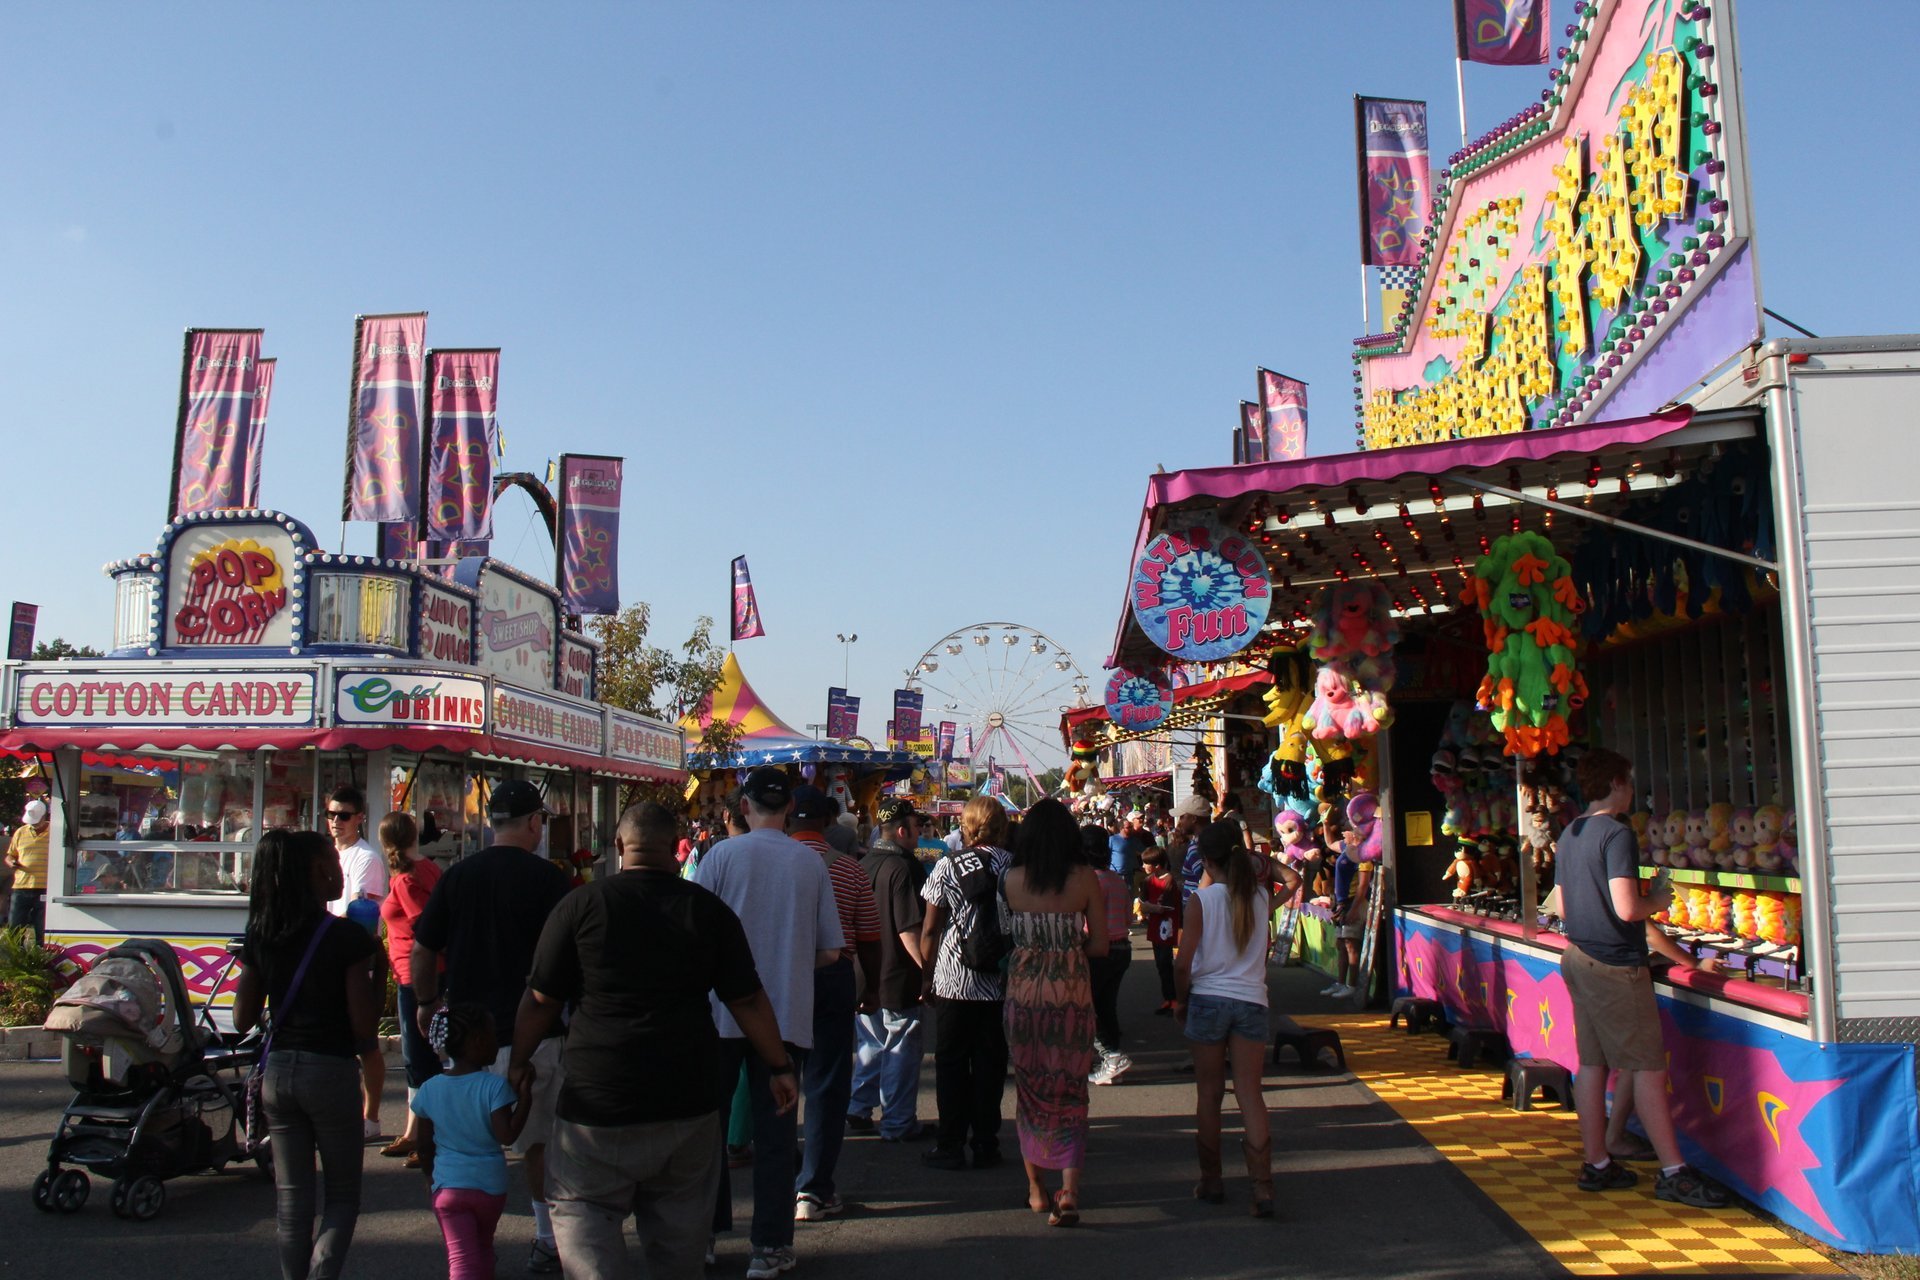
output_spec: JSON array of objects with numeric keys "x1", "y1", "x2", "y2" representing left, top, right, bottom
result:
[{"x1": 1175, "y1": 819, "x2": 1281, "y2": 1218}]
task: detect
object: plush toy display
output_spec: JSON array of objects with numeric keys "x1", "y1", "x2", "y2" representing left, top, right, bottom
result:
[
  {"x1": 1751, "y1": 804, "x2": 1791, "y2": 873},
  {"x1": 1466, "y1": 530, "x2": 1588, "y2": 757},
  {"x1": 1301, "y1": 583, "x2": 1400, "y2": 746},
  {"x1": 1731, "y1": 889, "x2": 1760, "y2": 940},
  {"x1": 820, "y1": 765, "x2": 857, "y2": 819},
  {"x1": 1728, "y1": 807, "x2": 1757, "y2": 872},
  {"x1": 1274, "y1": 809, "x2": 1314, "y2": 867},
  {"x1": 1063, "y1": 734, "x2": 1101, "y2": 795},
  {"x1": 1681, "y1": 809, "x2": 1713, "y2": 871},
  {"x1": 1445, "y1": 846, "x2": 1476, "y2": 900},
  {"x1": 1706, "y1": 802, "x2": 1736, "y2": 869},
  {"x1": 1346, "y1": 791, "x2": 1385, "y2": 864},
  {"x1": 1756, "y1": 891, "x2": 1802, "y2": 948},
  {"x1": 1662, "y1": 810, "x2": 1690, "y2": 867}
]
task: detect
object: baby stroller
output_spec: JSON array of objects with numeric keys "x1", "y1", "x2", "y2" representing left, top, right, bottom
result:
[{"x1": 32, "y1": 937, "x2": 259, "y2": 1220}]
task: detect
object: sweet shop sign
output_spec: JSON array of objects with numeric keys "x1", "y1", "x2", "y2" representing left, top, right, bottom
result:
[{"x1": 1357, "y1": 0, "x2": 1758, "y2": 448}]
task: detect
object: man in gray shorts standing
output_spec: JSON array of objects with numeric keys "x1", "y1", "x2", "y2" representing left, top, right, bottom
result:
[{"x1": 1549, "y1": 747, "x2": 1728, "y2": 1208}]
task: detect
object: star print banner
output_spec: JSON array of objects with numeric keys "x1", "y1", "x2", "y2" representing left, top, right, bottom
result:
[
  {"x1": 892, "y1": 689, "x2": 923, "y2": 748},
  {"x1": 171, "y1": 328, "x2": 264, "y2": 519},
  {"x1": 827, "y1": 687, "x2": 855, "y2": 740},
  {"x1": 424, "y1": 348, "x2": 499, "y2": 543},
  {"x1": 1454, "y1": 0, "x2": 1548, "y2": 66},
  {"x1": 729, "y1": 555, "x2": 765, "y2": 641},
  {"x1": 243, "y1": 357, "x2": 275, "y2": 509},
  {"x1": 1238, "y1": 401, "x2": 1264, "y2": 464},
  {"x1": 1355, "y1": 97, "x2": 1429, "y2": 267},
  {"x1": 343, "y1": 312, "x2": 428, "y2": 523},
  {"x1": 936, "y1": 721, "x2": 956, "y2": 761},
  {"x1": 1258, "y1": 369, "x2": 1308, "y2": 461},
  {"x1": 557, "y1": 454, "x2": 623, "y2": 615}
]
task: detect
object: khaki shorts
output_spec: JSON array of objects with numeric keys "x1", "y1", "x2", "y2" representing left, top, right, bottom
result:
[
  {"x1": 489, "y1": 1037, "x2": 565, "y2": 1152},
  {"x1": 1562, "y1": 944, "x2": 1665, "y2": 1072}
]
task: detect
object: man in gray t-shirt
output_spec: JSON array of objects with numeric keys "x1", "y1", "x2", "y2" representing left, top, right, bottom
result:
[{"x1": 692, "y1": 768, "x2": 843, "y2": 1271}]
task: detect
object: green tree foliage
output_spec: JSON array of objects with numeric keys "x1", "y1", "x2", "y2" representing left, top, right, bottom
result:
[
  {"x1": 586, "y1": 606, "x2": 739, "y2": 810},
  {"x1": 31, "y1": 638, "x2": 103, "y2": 660},
  {"x1": 0, "y1": 638, "x2": 101, "y2": 821}
]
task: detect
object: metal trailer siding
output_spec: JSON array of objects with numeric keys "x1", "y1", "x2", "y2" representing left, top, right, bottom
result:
[{"x1": 1772, "y1": 338, "x2": 1920, "y2": 1032}]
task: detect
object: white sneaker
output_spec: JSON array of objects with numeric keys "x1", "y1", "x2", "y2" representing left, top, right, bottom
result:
[
  {"x1": 1088, "y1": 1059, "x2": 1114, "y2": 1085},
  {"x1": 795, "y1": 1192, "x2": 843, "y2": 1221},
  {"x1": 746, "y1": 1246, "x2": 796, "y2": 1278},
  {"x1": 362, "y1": 1118, "x2": 381, "y2": 1142},
  {"x1": 1318, "y1": 982, "x2": 1343, "y2": 996},
  {"x1": 1098, "y1": 1052, "x2": 1133, "y2": 1084},
  {"x1": 1327, "y1": 983, "x2": 1353, "y2": 998}
]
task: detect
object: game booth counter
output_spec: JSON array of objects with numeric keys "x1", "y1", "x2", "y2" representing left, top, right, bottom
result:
[
  {"x1": 679, "y1": 651, "x2": 916, "y2": 822},
  {"x1": 0, "y1": 508, "x2": 687, "y2": 1014},
  {"x1": 1094, "y1": 0, "x2": 1920, "y2": 1251}
]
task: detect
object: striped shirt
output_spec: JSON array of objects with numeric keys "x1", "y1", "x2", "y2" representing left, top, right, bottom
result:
[
  {"x1": 793, "y1": 829, "x2": 881, "y2": 961},
  {"x1": 1095, "y1": 868, "x2": 1133, "y2": 943},
  {"x1": 922, "y1": 846, "x2": 1013, "y2": 1001}
]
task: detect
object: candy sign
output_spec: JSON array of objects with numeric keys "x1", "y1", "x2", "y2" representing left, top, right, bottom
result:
[
  {"x1": 417, "y1": 580, "x2": 474, "y2": 667},
  {"x1": 557, "y1": 634, "x2": 596, "y2": 700},
  {"x1": 472, "y1": 565, "x2": 556, "y2": 688},
  {"x1": 16, "y1": 669, "x2": 314, "y2": 726},
  {"x1": 1130, "y1": 517, "x2": 1270, "y2": 661},
  {"x1": 1104, "y1": 662, "x2": 1173, "y2": 732}
]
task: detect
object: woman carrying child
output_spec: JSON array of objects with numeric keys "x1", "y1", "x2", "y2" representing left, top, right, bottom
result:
[{"x1": 413, "y1": 1002, "x2": 535, "y2": 1280}]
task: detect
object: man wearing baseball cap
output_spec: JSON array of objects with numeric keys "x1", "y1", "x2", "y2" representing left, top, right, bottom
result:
[
  {"x1": 692, "y1": 766, "x2": 843, "y2": 1279},
  {"x1": 1172, "y1": 796, "x2": 1211, "y2": 899},
  {"x1": 413, "y1": 778, "x2": 575, "y2": 1273},
  {"x1": 6, "y1": 799, "x2": 51, "y2": 942},
  {"x1": 848, "y1": 797, "x2": 930, "y2": 1142}
]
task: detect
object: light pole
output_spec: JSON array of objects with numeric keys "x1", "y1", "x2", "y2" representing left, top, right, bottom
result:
[{"x1": 836, "y1": 632, "x2": 858, "y2": 687}]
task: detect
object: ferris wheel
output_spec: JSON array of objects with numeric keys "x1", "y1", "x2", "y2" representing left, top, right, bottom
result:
[{"x1": 905, "y1": 622, "x2": 1092, "y2": 794}]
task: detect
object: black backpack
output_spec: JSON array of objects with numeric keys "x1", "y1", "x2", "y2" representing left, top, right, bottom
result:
[{"x1": 951, "y1": 847, "x2": 1011, "y2": 973}]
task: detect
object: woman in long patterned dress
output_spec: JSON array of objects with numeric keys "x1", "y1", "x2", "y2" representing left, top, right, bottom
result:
[{"x1": 1002, "y1": 799, "x2": 1109, "y2": 1226}]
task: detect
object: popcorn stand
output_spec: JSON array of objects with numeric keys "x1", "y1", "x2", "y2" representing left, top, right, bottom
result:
[
  {"x1": 1098, "y1": 0, "x2": 1920, "y2": 1252},
  {"x1": 0, "y1": 507, "x2": 685, "y2": 1015}
]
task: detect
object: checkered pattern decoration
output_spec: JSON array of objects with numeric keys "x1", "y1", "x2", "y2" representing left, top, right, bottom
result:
[{"x1": 1378, "y1": 265, "x2": 1421, "y2": 291}]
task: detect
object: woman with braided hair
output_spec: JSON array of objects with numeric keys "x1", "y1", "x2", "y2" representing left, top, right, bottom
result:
[{"x1": 233, "y1": 829, "x2": 382, "y2": 1280}]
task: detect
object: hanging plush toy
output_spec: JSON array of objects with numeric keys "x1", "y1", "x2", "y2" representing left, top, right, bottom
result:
[
  {"x1": 820, "y1": 765, "x2": 857, "y2": 818},
  {"x1": 1274, "y1": 809, "x2": 1314, "y2": 866},
  {"x1": 1466, "y1": 530, "x2": 1587, "y2": 756},
  {"x1": 1346, "y1": 791, "x2": 1385, "y2": 864},
  {"x1": 1302, "y1": 582, "x2": 1400, "y2": 744},
  {"x1": 1262, "y1": 651, "x2": 1314, "y2": 800},
  {"x1": 1063, "y1": 734, "x2": 1101, "y2": 795}
]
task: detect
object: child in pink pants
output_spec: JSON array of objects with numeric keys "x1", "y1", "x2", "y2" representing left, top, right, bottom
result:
[{"x1": 413, "y1": 1005, "x2": 533, "y2": 1279}]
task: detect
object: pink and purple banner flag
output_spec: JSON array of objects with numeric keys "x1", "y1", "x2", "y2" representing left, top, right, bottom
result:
[
  {"x1": 1454, "y1": 0, "x2": 1548, "y2": 66},
  {"x1": 171, "y1": 329, "x2": 264, "y2": 519},
  {"x1": 343, "y1": 312, "x2": 427, "y2": 524},
  {"x1": 243, "y1": 356, "x2": 275, "y2": 509},
  {"x1": 843, "y1": 694, "x2": 861, "y2": 740},
  {"x1": 557, "y1": 454, "x2": 623, "y2": 615},
  {"x1": 937, "y1": 721, "x2": 956, "y2": 761},
  {"x1": 827, "y1": 687, "x2": 854, "y2": 739},
  {"x1": 1231, "y1": 425, "x2": 1245, "y2": 466},
  {"x1": 1355, "y1": 98, "x2": 1429, "y2": 267},
  {"x1": 893, "y1": 689, "x2": 923, "y2": 747},
  {"x1": 730, "y1": 555, "x2": 765, "y2": 640},
  {"x1": 424, "y1": 349, "x2": 499, "y2": 543},
  {"x1": 8, "y1": 603, "x2": 37, "y2": 661},
  {"x1": 1259, "y1": 369, "x2": 1309, "y2": 460},
  {"x1": 1239, "y1": 401, "x2": 1264, "y2": 464}
]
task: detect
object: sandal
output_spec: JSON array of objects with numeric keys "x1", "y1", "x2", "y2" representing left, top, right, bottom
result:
[
  {"x1": 1027, "y1": 1187, "x2": 1050, "y2": 1214},
  {"x1": 379, "y1": 1137, "x2": 415, "y2": 1159},
  {"x1": 1047, "y1": 1190, "x2": 1080, "y2": 1228}
]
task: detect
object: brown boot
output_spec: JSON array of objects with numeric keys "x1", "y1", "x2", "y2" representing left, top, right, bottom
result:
[
  {"x1": 1194, "y1": 1135, "x2": 1225, "y2": 1204},
  {"x1": 1243, "y1": 1138, "x2": 1275, "y2": 1218}
]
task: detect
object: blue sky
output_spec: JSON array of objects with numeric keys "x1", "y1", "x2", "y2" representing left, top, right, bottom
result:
[{"x1": 3, "y1": 3, "x2": 1914, "y2": 768}]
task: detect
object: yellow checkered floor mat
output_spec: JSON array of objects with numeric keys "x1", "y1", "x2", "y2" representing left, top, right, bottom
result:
[{"x1": 1299, "y1": 1013, "x2": 1848, "y2": 1276}]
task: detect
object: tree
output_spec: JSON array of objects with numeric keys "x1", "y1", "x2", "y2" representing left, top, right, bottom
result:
[
  {"x1": 587, "y1": 605, "x2": 739, "y2": 810},
  {"x1": 31, "y1": 638, "x2": 103, "y2": 660},
  {"x1": 0, "y1": 639, "x2": 98, "y2": 820}
]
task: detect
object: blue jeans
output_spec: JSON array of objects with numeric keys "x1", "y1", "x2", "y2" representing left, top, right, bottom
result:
[
  {"x1": 1183, "y1": 993, "x2": 1270, "y2": 1045},
  {"x1": 393, "y1": 984, "x2": 443, "y2": 1091},
  {"x1": 848, "y1": 1007, "x2": 923, "y2": 1138},
  {"x1": 7, "y1": 889, "x2": 44, "y2": 944},
  {"x1": 797, "y1": 958, "x2": 856, "y2": 1199},
  {"x1": 712, "y1": 1039, "x2": 807, "y2": 1250},
  {"x1": 263, "y1": 1050, "x2": 364, "y2": 1280}
]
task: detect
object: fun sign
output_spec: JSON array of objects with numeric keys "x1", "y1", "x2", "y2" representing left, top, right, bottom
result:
[
  {"x1": 1130, "y1": 516, "x2": 1270, "y2": 662},
  {"x1": 1104, "y1": 662, "x2": 1174, "y2": 732},
  {"x1": 1358, "y1": 0, "x2": 1757, "y2": 448}
]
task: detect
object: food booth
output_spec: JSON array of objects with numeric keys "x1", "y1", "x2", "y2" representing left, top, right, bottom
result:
[
  {"x1": 0, "y1": 508, "x2": 686, "y2": 1009},
  {"x1": 1097, "y1": 0, "x2": 1920, "y2": 1252}
]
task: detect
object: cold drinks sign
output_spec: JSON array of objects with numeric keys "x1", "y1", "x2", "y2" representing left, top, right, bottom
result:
[{"x1": 1129, "y1": 515, "x2": 1270, "y2": 662}]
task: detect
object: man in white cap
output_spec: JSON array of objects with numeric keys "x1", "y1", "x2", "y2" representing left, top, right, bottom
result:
[{"x1": 7, "y1": 800, "x2": 51, "y2": 942}]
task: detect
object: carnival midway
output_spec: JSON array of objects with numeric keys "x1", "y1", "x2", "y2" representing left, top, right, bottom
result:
[{"x1": 1, "y1": 2, "x2": 1917, "y2": 1278}]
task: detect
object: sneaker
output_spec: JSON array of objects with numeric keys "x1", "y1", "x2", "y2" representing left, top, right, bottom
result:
[
  {"x1": 1318, "y1": 982, "x2": 1343, "y2": 996},
  {"x1": 921, "y1": 1147, "x2": 967, "y2": 1171},
  {"x1": 844, "y1": 1113, "x2": 876, "y2": 1135},
  {"x1": 1655, "y1": 1164, "x2": 1731, "y2": 1208},
  {"x1": 745, "y1": 1246, "x2": 796, "y2": 1278},
  {"x1": 1328, "y1": 983, "x2": 1354, "y2": 999},
  {"x1": 362, "y1": 1118, "x2": 382, "y2": 1143},
  {"x1": 795, "y1": 1192, "x2": 844, "y2": 1220},
  {"x1": 1088, "y1": 1058, "x2": 1115, "y2": 1086},
  {"x1": 1577, "y1": 1160, "x2": 1639, "y2": 1192},
  {"x1": 705, "y1": 1238, "x2": 717, "y2": 1268},
  {"x1": 528, "y1": 1237, "x2": 563, "y2": 1274},
  {"x1": 1097, "y1": 1052, "x2": 1133, "y2": 1084}
]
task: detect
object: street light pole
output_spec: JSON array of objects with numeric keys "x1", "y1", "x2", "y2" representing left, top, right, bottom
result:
[{"x1": 835, "y1": 632, "x2": 858, "y2": 687}]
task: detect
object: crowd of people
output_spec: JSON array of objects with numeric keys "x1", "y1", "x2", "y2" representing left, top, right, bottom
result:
[{"x1": 231, "y1": 753, "x2": 1728, "y2": 1280}]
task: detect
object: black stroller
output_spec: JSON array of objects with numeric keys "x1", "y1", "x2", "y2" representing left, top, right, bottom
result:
[{"x1": 32, "y1": 937, "x2": 260, "y2": 1220}]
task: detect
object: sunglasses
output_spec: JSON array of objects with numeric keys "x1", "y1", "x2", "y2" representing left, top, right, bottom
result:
[{"x1": 325, "y1": 810, "x2": 361, "y2": 822}]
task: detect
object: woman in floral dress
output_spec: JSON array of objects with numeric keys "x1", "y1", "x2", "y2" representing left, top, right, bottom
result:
[{"x1": 1002, "y1": 799, "x2": 1109, "y2": 1226}]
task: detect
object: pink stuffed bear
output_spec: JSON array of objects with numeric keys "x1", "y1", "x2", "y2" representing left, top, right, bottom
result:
[
  {"x1": 1346, "y1": 791, "x2": 1386, "y2": 863},
  {"x1": 1303, "y1": 665, "x2": 1384, "y2": 740}
]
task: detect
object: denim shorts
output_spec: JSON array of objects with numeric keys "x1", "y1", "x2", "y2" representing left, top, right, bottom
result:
[{"x1": 1183, "y1": 994, "x2": 1269, "y2": 1045}]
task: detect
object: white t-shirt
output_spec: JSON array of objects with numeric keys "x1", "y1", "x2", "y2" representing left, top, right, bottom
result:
[
  {"x1": 943, "y1": 829, "x2": 964, "y2": 853},
  {"x1": 693, "y1": 827, "x2": 844, "y2": 1047},
  {"x1": 1188, "y1": 881, "x2": 1271, "y2": 1007},
  {"x1": 328, "y1": 837, "x2": 389, "y2": 916}
]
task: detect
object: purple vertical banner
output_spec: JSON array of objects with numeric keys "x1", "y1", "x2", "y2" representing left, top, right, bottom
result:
[
  {"x1": 893, "y1": 689, "x2": 923, "y2": 747},
  {"x1": 1355, "y1": 98, "x2": 1429, "y2": 267},
  {"x1": 424, "y1": 349, "x2": 499, "y2": 543},
  {"x1": 377, "y1": 523, "x2": 416, "y2": 561},
  {"x1": 1454, "y1": 0, "x2": 1548, "y2": 65},
  {"x1": 827, "y1": 687, "x2": 851, "y2": 739},
  {"x1": 844, "y1": 694, "x2": 860, "y2": 740},
  {"x1": 937, "y1": 721, "x2": 956, "y2": 761},
  {"x1": 1239, "y1": 401, "x2": 1265, "y2": 464},
  {"x1": 1231, "y1": 425, "x2": 1245, "y2": 466},
  {"x1": 8, "y1": 603, "x2": 37, "y2": 660},
  {"x1": 242, "y1": 356, "x2": 275, "y2": 509},
  {"x1": 730, "y1": 555, "x2": 765, "y2": 640},
  {"x1": 171, "y1": 328, "x2": 263, "y2": 518},
  {"x1": 963, "y1": 724, "x2": 974, "y2": 759},
  {"x1": 1259, "y1": 368, "x2": 1309, "y2": 460},
  {"x1": 557, "y1": 454, "x2": 623, "y2": 615},
  {"x1": 343, "y1": 312, "x2": 428, "y2": 523}
]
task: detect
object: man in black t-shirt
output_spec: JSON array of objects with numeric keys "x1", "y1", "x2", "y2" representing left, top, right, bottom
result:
[
  {"x1": 514, "y1": 802, "x2": 795, "y2": 1280},
  {"x1": 850, "y1": 798, "x2": 931, "y2": 1142},
  {"x1": 411, "y1": 780, "x2": 575, "y2": 1272}
]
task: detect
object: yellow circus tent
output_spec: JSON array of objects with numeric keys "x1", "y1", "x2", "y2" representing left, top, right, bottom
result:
[{"x1": 681, "y1": 653, "x2": 916, "y2": 772}]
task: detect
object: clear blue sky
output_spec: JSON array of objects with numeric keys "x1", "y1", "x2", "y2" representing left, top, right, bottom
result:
[{"x1": 3, "y1": 3, "x2": 1914, "y2": 766}]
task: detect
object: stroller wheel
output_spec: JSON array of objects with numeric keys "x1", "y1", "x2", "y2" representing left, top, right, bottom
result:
[
  {"x1": 113, "y1": 1174, "x2": 164, "y2": 1222},
  {"x1": 31, "y1": 1169, "x2": 58, "y2": 1211},
  {"x1": 50, "y1": 1169, "x2": 89, "y2": 1214}
]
